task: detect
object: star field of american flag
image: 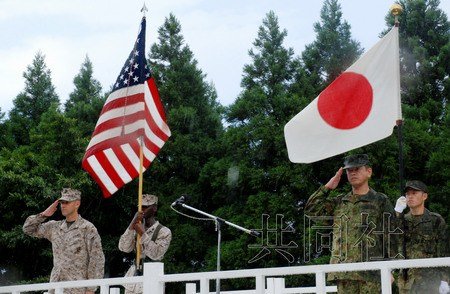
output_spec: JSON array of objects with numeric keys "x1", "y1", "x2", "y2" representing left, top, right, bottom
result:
[{"x1": 112, "y1": 20, "x2": 151, "y2": 92}]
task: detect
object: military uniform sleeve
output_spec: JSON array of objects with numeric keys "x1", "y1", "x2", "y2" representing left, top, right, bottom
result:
[
  {"x1": 22, "y1": 214, "x2": 56, "y2": 241},
  {"x1": 118, "y1": 229, "x2": 136, "y2": 253},
  {"x1": 305, "y1": 186, "x2": 334, "y2": 216},
  {"x1": 395, "y1": 213, "x2": 408, "y2": 260},
  {"x1": 86, "y1": 226, "x2": 105, "y2": 292},
  {"x1": 382, "y1": 196, "x2": 399, "y2": 260},
  {"x1": 436, "y1": 216, "x2": 449, "y2": 258},
  {"x1": 141, "y1": 227, "x2": 172, "y2": 261},
  {"x1": 435, "y1": 216, "x2": 450, "y2": 281}
]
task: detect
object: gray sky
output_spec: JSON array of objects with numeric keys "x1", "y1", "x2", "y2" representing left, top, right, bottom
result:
[{"x1": 1, "y1": 0, "x2": 449, "y2": 114}]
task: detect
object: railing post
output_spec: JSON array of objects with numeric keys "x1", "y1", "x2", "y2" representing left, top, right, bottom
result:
[
  {"x1": 267, "y1": 278, "x2": 285, "y2": 294},
  {"x1": 143, "y1": 262, "x2": 164, "y2": 294},
  {"x1": 100, "y1": 285, "x2": 109, "y2": 294},
  {"x1": 255, "y1": 275, "x2": 265, "y2": 294},
  {"x1": 109, "y1": 287, "x2": 120, "y2": 294},
  {"x1": 274, "y1": 278, "x2": 285, "y2": 294},
  {"x1": 380, "y1": 268, "x2": 392, "y2": 294},
  {"x1": 315, "y1": 271, "x2": 326, "y2": 293},
  {"x1": 185, "y1": 282, "x2": 197, "y2": 294},
  {"x1": 199, "y1": 278, "x2": 209, "y2": 294},
  {"x1": 267, "y1": 278, "x2": 275, "y2": 294}
]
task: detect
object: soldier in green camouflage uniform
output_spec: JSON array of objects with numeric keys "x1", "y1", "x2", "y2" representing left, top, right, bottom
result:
[
  {"x1": 23, "y1": 188, "x2": 105, "y2": 294},
  {"x1": 394, "y1": 180, "x2": 449, "y2": 294},
  {"x1": 305, "y1": 154, "x2": 397, "y2": 293}
]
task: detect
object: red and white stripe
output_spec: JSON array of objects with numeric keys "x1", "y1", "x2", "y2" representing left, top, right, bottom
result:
[{"x1": 82, "y1": 78, "x2": 170, "y2": 197}]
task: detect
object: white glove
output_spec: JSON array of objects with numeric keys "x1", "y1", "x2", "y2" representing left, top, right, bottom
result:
[
  {"x1": 394, "y1": 196, "x2": 407, "y2": 213},
  {"x1": 439, "y1": 281, "x2": 449, "y2": 294}
]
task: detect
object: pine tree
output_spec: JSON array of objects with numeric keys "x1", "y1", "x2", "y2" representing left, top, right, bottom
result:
[
  {"x1": 301, "y1": 0, "x2": 362, "y2": 89},
  {"x1": 215, "y1": 11, "x2": 309, "y2": 277},
  {"x1": 65, "y1": 55, "x2": 105, "y2": 137},
  {"x1": 8, "y1": 52, "x2": 60, "y2": 145}
]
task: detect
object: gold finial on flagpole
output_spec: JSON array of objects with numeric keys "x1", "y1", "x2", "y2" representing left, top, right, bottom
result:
[{"x1": 390, "y1": 3, "x2": 403, "y2": 25}]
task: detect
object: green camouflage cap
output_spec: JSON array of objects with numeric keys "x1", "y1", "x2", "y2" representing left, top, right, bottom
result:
[
  {"x1": 404, "y1": 180, "x2": 428, "y2": 193},
  {"x1": 142, "y1": 194, "x2": 158, "y2": 206},
  {"x1": 343, "y1": 154, "x2": 370, "y2": 169},
  {"x1": 59, "y1": 188, "x2": 81, "y2": 202}
]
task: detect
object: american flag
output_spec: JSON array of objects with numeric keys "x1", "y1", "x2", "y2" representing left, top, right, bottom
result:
[{"x1": 82, "y1": 17, "x2": 171, "y2": 198}]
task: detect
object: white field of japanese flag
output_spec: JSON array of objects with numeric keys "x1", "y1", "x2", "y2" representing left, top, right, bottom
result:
[{"x1": 284, "y1": 26, "x2": 401, "y2": 163}]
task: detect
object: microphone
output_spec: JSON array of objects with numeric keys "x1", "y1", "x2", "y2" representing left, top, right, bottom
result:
[{"x1": 171, "y1": 195, "x2": 187, "y2": 207}]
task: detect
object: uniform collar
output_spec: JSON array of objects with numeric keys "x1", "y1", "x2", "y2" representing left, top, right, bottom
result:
[
  {"x1": 60, "y1": 215, "x2": 82, "y2": 230},
  {"x1": 146, "y1": 220, "x2": 160, "y2": 231},
  {"x1": 342, "y1": 188, "x2": 376, "y2": 202},
  {"x1": 405, "y1": 208, "x2": 432, "y2": 222}
]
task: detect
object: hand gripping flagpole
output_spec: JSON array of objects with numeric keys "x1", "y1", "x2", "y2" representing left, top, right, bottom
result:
[{"x1": 172, "y1": 198, "x2": 260, "y2": 294}]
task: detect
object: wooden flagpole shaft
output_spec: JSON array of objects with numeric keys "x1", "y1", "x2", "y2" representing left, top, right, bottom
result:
[{"x1": 136, "y1": 136, "x2": 145, "y2": 270}]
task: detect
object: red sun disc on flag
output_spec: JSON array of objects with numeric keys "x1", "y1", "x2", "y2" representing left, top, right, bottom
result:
[{"x1": 317, "y1": 72, "x2": 373, "y2": 130}]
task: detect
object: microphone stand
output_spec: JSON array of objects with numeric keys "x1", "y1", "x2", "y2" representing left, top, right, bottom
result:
[{"x1": 175, "y1": 200, "x2": 259, "y2": 294}]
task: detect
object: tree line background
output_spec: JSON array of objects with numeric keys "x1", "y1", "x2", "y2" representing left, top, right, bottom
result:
[{"x1": 0, "y1": 0, "x2": 449, "y2": 292}]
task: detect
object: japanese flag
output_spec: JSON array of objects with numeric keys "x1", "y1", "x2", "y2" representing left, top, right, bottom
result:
[{"x1": 284, "y1": 26, "x2": 401, "y2": 163}]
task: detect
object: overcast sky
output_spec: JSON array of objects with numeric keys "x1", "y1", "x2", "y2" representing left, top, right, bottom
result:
[{"x1": 1, "y1": 0, "x2": 449, "y2": 114}]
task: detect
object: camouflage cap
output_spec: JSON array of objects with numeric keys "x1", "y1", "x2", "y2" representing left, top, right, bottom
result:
[
  {"x1": 142, "y1": 194, "x2": 158, "y2": 206},
  {"x1": 59, "y1": 188, "x2": 81, "y2": 202},
  {"x1": 343, "y1": 154, "x2": 370, "y2": 169},
  {"x1": 405, "y1": 180, "x2": 428, "y2": 193}
]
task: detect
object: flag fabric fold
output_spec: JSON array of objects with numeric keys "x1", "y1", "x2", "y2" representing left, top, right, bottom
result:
[
  {"x1": 284, "y1": 26, "x2": 401, "y2": 163},
  {"x1": 82, "y1": 17, "x2": 170, "y2": 197}
]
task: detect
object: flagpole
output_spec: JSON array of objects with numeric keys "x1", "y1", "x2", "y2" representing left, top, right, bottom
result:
[
  {"x1": 392, "y1": 2, "x2": 404, "y2": 190},
  {"x1": 136, "y1": 136, "x2": 145, "y2": 272},
  {"x1": 135, "y1": 3, "x2": 149, "y2": 274},
  {"x1": 391, "y1": 3, "x2": 408, "y2": 280}
]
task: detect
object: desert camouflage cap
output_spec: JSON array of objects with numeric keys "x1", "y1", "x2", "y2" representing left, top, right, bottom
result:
[
  {"x1": 343, "y1": 154, "x2": 370, "y2": 169},
  {"x1": 405, "y1": 180, "x2": 428, "y2": 193},
  {"x1": 59, "y1": 188, "x2": 81, "y2": 202},
  {"x1": 142, "y1": 194, "x2": 158, "y2": 206}
]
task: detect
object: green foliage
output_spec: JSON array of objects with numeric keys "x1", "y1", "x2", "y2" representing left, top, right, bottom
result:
[
  {"x1": 302, "y1": 0, "x2": 363, "y2": 88},
  {"x1": 65, "y1": 55, "x2": 105, "y2": 137},
  {"x1": 387, "y1": 0, "x2": 450, "y2": 125},
  {"x1": 8, "y1": 52, "x2": 60, "y2": 146}
]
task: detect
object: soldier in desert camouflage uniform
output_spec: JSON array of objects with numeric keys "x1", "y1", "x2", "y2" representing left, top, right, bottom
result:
[
  {"x1": 119, "y1": 194, "x2": 172, "y2": 294},
  {"x1": 305, "y1": 154, "x2": 397, "y2": 293},
  {"x1": 394, "y1": 180, "x2": 449, "y2": 294},
  {"x1": 23, "y1": 188, "x2": 105, "y2": 294}
]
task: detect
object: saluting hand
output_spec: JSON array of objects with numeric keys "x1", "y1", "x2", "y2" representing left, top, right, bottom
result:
[
  {"x1": 41, "y1": 200, "x2": 59, "y2": 217},
  {"x1": 325, "y1": 167, "x2": 343, "y2": 190}
]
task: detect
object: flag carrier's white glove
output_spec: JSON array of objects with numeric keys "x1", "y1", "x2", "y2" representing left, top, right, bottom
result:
[
  {"x1": 394, "y1": 196, "x2": 407, "y2": 213},
  {"x1": 439, "y1": 281, "x2": 450, "y2": 294}
]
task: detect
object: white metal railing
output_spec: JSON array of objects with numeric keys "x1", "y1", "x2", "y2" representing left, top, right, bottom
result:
[{"x1": 0, "y1": 257, "x2": 449, "y2": 294}]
